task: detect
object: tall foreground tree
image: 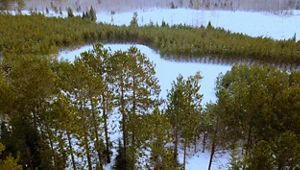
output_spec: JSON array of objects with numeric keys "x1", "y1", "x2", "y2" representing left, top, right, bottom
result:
[
  {"x1": 109, "y1": 47, "x2": 160, "y2": 169},
  {"x1": 0, "y1": 55, "x2": 60, "y2": 169},
  {"x1": 166, "y1": 73, "x2": 202, "y2": 169},
  {"x1": 215, "y1": 65, "x2": 300, "y2": 169}
]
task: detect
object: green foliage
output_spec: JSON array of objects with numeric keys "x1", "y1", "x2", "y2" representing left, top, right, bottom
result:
[
  {"x1": 245, "y1": 140, "x2": 274, "y2": 170},
  {"x1": 273, "y1": 131, "x2": 300, "y2": 169},
  {"x1": 0, "y1": 143, "x2": 22, "y2": 170},
  {"x1": 166, "y1": 73, "x2": 202, "y2": 167},
  {"x1": 1, "y1": 14, "x2": 299, "y2": 65},
  {"x1": 215, "y1": 65, "x2": 300, "y2": 169}
]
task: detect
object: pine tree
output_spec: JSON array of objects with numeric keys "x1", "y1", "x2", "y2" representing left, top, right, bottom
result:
[
  {"x1": 89, "y1": 6, "x2": 97, "y2": 22},
  {"x1": 130, "y1": 12, "x2": 138, "y2": 27},
  {"x1": 166, "y1": 72, "x2": 203, "y2": 168},
  {"x1": 67, "y1": 7, "x2": 74, "y2": 18},
  {"x1": 109, "y1": 47, "x2": 160, "y2": 169}
]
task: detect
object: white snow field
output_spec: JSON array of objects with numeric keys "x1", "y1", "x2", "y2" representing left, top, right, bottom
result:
[{"x1": 96, "y1": 8, "x2": 300, "y2": 41}]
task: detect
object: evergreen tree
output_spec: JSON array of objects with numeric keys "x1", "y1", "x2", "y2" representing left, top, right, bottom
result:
[
  {"x1": 130, "y1": 12, "x2": 138, "y2": 27},
  {"x1": 67, "y1": 7, "x2": 74, "y2": 18},
  {"x1": 89, "y1": 6, "x2": 97, "y2": 22},
  {"x1": 166, "y1": 72, "x2": 203, "y2": 168}
]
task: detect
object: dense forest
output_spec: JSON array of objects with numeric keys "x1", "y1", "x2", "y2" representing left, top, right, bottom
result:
[
  {"x1": 0, "y1": 14, "x2": 300, "y2": 66},
  {"x1": 0, "y1": 43, "x2": 299, "y2": 169},
  {"x1": 0, "y1": 7, "x2": 299, "y2": 170}
]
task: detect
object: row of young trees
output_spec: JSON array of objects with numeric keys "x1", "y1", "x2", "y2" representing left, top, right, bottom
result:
[
  {"x1": 67, "y1": 6, "x2": 97, "y2": 22},
  {"x1": 0, "y1": 44, "x2": 299, "y2": 169},
  {"x1": 0, "y1": 14, "x2": 300, "y2": 66}
]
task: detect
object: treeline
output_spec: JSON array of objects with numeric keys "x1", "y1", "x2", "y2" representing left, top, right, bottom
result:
[
  {"x1": 0, "y1": 14, "x2": 300, "y2": 65},
  {"x1": 0, "y1": 44, "x2": 299, "y2": 169}
]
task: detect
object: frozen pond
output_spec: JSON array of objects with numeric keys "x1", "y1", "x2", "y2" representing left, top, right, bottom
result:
[
  {"x1": 98, "y1": 8, "x2": 300, "y2": 40},
  {"x1": 58, "y1": 44, "x2": 231, "y2": 104}
]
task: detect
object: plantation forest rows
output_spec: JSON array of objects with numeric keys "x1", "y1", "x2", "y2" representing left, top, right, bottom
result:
[{"x1": 0, "y1": 10, "x2": 299, "y2": 170}]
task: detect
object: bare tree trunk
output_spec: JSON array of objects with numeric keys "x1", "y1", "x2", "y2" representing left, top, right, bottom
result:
[
  {"x1": 120, "y1": 80, "x2": 127, "y2": 169},
  {"x1": 90, "y1": 98, "x2": 103, "y2": 169},
  {"x1": 208, "y1": 139, "x2": 216, "y2": 170},
  {"x1": 183, "y1": 140, "x2": 187, "y2": 170},
  {"x1": 102, "y1": 94, "x2": 111, "y2": 163},
  {"x1": 67, "y1": 132, "x2": 77, "y2": 170},
  {"x1": 173, "y1": 128, "x2": 178, "y2": 162},
  {"x1": 194, "y1": 135, "x2": 197, "y2": 153},
  {"x1": 45, "y1": 124, "x2": 57, "y2": 167},
  {"x1": 131, "y1": 78, "x2": 137, "y2": 170},
  {"x1": 84, "y1": 131, "x2": 93, "y2": 170},
  {"x1": 202, "y1": 131, "x2": 207, "y2": 153},
  {"x1": 208, "y1": 117, "x2": 219, "y2": 170}
]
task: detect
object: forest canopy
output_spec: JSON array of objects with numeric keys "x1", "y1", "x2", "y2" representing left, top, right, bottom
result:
[
  {"x1": 0, "y1": 14, "x2": 300, "y2": 66},
  {"x1": 0, "y1": 12, "x2": 299, "y2": 170}
]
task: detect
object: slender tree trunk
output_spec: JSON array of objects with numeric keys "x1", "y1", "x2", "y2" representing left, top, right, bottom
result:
[
  {"x1": 202, "y1": 132, "x2": 207, "y2": 153},
  {"x1": 208, "y1": 117, "x2": 219, "y2": 170},
  {"x1": 80, "y1": 100, "x2": 92, "y2": 170},
  {"x1": 90, "y1": 98, "x2": 103, "y2": 169},
  {"x1": 131, "y1": 80, "x2": 137, "y2": 170},
  {"x1": 208, "y1": 139, "x2": 216, "y2": 170},
  {"x1": 120, "y1": 80, "x2": 127, "y2": 169},
  {"x1": 183, "y1": 140, "x2": 187, "y2": 170},
  {"x1": 102, "y1": 94, "x2": 111, "y2": 164},
  {"x1": 67, "y1": 132, "x2": 77, "y2": 170},
  {"x1": 45, "y1": 125, "x2": 57, "y2": 167},
  {"x1": 242, "y1": 125, "x2": 253, "y2": 170},
  {"x1": 194, "y1": 136, "x2": 197, "y2": 153},
  {"x1": 173, "y1": 128, "x2": 178, "y2": 162},
  {"x1": 84, "y1": 131, "x2": 93, "y2": 170}
]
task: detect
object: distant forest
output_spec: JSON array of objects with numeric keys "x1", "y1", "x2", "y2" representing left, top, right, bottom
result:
[{"x1": 2, "y1": 0, "x2": 300, "y2": 12}]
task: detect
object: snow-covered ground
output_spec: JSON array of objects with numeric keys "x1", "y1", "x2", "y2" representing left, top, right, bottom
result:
[{"x1": 97, "y1": 8, "x2": 300, "y2": 41}]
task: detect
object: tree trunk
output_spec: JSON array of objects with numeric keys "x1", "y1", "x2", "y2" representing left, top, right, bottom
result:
[
  {"x1": 242, "y1": 125, "x2": 253, "y2": 170},
  {"x1": 173, "y1": 128, "x2": 178, "y2": 162},
  {"x1": 183, "y1": 140, "x2": 187, "y2": 170},
  {"x1": 90, "y1": 98, "x2": 103, "y2": 169},
  {"x1": 120, "y1": 80, "x2": 127, "y2": 169},
  {"x1": 45, "y1": 124, "x2": 57, "y2": 167},
  {"x1": 102, "y1": 94, "x2": 111, "y2": 164},
  {"x1": 80, "y1": 99, "x2": 93, "y2": 170},
  {"x1": 131, "y1": 79, "x2": 137, "y2": 170},
  {"x1": 208, "y1": 140, "x2": 216, "y2": 170},
  {"x1": 208, "y1": 117, "x2": 219, "y2": 170},
  {"x1": 84, "y1": 131, "x2": 93, "y2": 170},
  {"x1": 194, "y1": 136, "x2": 197, "y2": 153},
  {"x1": 202, "y1": 132, "x2": 207, "y2": 153},
  {"x1": 67, "y1": 132, "x2": 77, "y2": 170}
]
